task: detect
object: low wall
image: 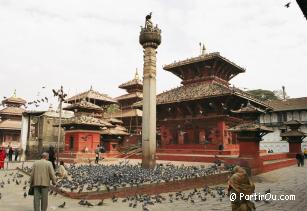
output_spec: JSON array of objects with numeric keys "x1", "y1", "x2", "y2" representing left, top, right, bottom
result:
[{"x1": 58, "y1": 172, "x2": 230, "y2": 200}]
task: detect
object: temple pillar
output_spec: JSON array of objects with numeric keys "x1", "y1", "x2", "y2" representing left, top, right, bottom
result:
[
  {"x1": 178, "y1": 131, "x2": 184, "y2": 145},
  {"x1": 199, "y1": 129, "x2": 205, "y2": 145},
  {"x1": 217, "y1": 121, "x2": 226, "y2": 146}
]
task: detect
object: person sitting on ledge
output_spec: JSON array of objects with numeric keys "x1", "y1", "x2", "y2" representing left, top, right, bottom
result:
[{"x1": 56, "y1": 160, "x2": 68, "y2": 178}]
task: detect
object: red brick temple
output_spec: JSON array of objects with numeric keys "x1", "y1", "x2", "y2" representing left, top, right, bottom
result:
[
  {"x1": 59, "y1": 89, "x2": 129, "y2": 162},
  {"x1": 0, "y1": 91, "x2": 26, "y2": 148},
  {"x1": 151, "y1": 52, "x2": 269, "y2": 153}
]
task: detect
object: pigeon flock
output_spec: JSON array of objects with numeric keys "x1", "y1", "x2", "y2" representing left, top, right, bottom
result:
[
  {"x1": 0, "y1": 162, "x2": 274, "y2": 210},
  {"x1": 53, "y1": 161, "x2": 228, "y2": 193}
]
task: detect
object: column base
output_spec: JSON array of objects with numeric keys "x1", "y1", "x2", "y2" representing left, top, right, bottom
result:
[{"x1": 142, "y1": 159, "x2": 156, "y2": 169}]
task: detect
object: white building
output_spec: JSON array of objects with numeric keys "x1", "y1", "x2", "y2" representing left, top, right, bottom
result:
[{"x1": 260, "y1": 97, "x2": 307, "y2": 152}]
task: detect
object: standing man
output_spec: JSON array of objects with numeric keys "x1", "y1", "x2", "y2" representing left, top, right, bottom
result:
[
  {"x1": 30, "y1": 152, "x2": 57, "y2": 211},
  {"x1": 8, "y1": 146, "x2": 13, "y2": 161}
]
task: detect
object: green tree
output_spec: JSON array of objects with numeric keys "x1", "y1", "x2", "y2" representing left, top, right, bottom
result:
[{"x1": 247, "y1": 89, "x2": 280, "y2": 101}]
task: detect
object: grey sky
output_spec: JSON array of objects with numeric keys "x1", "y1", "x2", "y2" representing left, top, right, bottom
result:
[{"x1": 0, "y1": 0, "x2": 306, "y2": 110}]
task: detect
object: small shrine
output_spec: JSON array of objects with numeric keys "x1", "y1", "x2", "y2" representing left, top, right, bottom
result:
[
  {"x1": 228, "y1": 123, "x2": 273, "y2": 174},
  {"x1": 281, "y1": 120, "x2": 306, "y2": 157}
]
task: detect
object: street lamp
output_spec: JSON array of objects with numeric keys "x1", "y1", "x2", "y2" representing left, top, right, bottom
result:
[{"x1": 52, "y1": 86, "x2": 67, "y2": 166}]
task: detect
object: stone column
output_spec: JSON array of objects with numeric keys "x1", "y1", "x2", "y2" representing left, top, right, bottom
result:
[{"x1": 139, "y1": 14, "x2": 161, "y2": 168}]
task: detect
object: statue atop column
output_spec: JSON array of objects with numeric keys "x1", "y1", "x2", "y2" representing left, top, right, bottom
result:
[{"x1": 140, "y1": 12, "x2": 161, "y2": 48}]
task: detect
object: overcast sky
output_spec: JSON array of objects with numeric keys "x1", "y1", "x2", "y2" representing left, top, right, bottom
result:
[{"x1": 0, "y1": 0, "x2": 306, "y2": 110}]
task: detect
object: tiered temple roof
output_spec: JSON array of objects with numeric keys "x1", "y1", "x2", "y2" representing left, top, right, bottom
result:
[
  {"x1": 2, "y1": 96, "x2": 26, "y2": 106},
  {"x1": 0, "y1": 92, "x2": 26, "y2": 131},
  {"x1": 64, "y1": 100, "x2": 103, "y2": 114},
  {"x1": 134, "y1": 51, "x2": 269, "y2": 111},
  {"x1": 114, "y1": 70, "x2": 143, "y2": 118},
  {"x1": 66, "y1": 88, "x2": 117, "y2": 106}
]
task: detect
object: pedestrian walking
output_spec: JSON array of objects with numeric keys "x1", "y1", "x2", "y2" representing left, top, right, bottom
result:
[
  {"x1": 30, "y1": 152, "x2": 57, "y2": 211},
  {"x1": 296, "y1": 153, "x2": 304, "y2": 167}
]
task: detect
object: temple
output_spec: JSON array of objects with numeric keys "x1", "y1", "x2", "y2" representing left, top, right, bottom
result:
[
  {"x1": 59, "y1": 89, "x2": 128, "y2": 162},
  {"x1": 0, "y1": 91, "x2": 26, "y2": 148},
  {"x1": 137, "y1": 51, "x2": 271, "y2": 153},
  {"x1": 113, "y1": 70, "x2": 143, "y2": 135}
]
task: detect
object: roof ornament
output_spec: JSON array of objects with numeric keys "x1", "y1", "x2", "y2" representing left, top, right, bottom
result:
[
  {"x1": 135, "y1": 68, "x2": 140, "y2": 80},
  {"x1": 13, "y1": 89, "x2": 17, "y2": 97},
  {"x1": 145, "y1": 12, "x2": 153, "y2": 30},
  {"x1": 90, "y1": 85, "x2": 93, "y2": 91},
  {"x1": 199, "y1": 42, "x2": 206, "y2": 55}
]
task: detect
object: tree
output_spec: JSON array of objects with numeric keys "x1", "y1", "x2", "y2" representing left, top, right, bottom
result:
[
  {"x1": 103, "y1": 104, "x2": 120, "y2": 115},
  {"x1": 247, "y1": 89, "x2": 279, "y2": 101},
  {"x1": 247, "y1": 89, "x2": 290, "y2": 101}
]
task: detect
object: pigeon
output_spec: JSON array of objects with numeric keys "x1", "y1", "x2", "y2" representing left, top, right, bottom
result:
[
  {"x1": 58, "y1": 202, "x2": 66, "y2": 208},
  {"x1": 285, "y1": 2, "x2": 291, "y2": 8},
  {"x1": 264, "y1": 189, "x2": 271, "y2": 194},
  {"x1": 97, "y1": 199, "x2": 104, "y2": 206}
]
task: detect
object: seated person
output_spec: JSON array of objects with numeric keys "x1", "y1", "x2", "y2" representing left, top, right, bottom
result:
[{"x1": 56, "y1": 160, "x2": 68, "y2": 178}]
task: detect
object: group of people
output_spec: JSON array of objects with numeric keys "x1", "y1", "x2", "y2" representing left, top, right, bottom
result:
[{"x1": 0, "y1": 145, "x2": 23, "y2": 169}]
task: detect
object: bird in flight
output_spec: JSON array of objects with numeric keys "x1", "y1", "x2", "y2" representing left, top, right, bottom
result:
[{"x1": 285, "y1": 2, "x2": 291, "y2": 8}]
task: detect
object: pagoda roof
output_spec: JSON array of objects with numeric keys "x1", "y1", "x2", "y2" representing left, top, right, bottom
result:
[
  {"x1": 111, "y1": 108, "x2": 142, "y2": 118},
  {"x1": 231, "y1": 101, "x2": 266, "y2": 114},
  {"x1": 60, "y1": 115, "x2": 113, "y2": 127},
  {"x1": 163, "y1": 52, "x2": 245, "y2": 80},
  {"x1": 100, "y1": 127, "x2": 129, "y2": 136},
  {"x1": 66, "y1": 89, "x2": 116, "y2": 105},
  {"x1": 2, "y1": 96, "x2": 26, "y2": 105},
  {"x1": 281, "y1": 130, "x2": 306, "y2": 137},
  {"x1": 284, "y1": 120, "x2": 302, "y2": 126},
  {"x1": 63, "y1": 100, "x2": 103, "y2": 112},
  {"x1": 115, "y1": 92, "x2": 143, "y2": 102},
  {"x1": 133, "y1": 81, "x2": 269, "y2": 108},
  {"x1": 118, "y1": 70, "x2": 143, "y2": 90},
  {"x1": 266, "y1": 97, "x2": 307, "y2": 112},
  {"x1": 0, "y1": 119, "x2": 21, "y2": 130},
  {"x1": 105, "y1": 118, "x2": 123, "y2": 125},
  {"x1": 0, "y1": 107, "x2": 25, "y2": 116},
  {"x1": 228, "y1": 122, "x2": 273, "y2": 133}
]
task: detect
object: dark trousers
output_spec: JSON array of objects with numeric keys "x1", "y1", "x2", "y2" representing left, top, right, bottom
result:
[{"x1": 34, "y1": 186, "x2": 49, "y2": 211}]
